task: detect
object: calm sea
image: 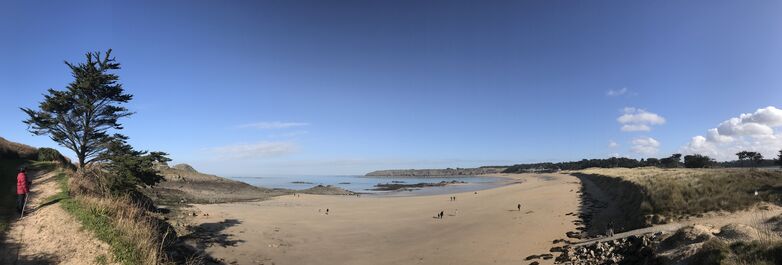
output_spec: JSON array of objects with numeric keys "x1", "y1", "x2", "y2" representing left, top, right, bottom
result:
[{"x1": 230, "y1": 175, "x2": 508, "y2": 196}]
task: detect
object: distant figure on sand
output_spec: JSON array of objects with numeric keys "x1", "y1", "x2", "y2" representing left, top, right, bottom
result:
[
  {"x1": 326, "y1": 208, "x2": 330, "y2": 215},
  {"x1": 517, "y1": 203, "x2": 521, "y2": 211}
]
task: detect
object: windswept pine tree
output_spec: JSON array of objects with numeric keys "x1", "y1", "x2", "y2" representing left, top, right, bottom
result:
[{"x1": 21, "y1": 49, "x2": 132, "y2": 168}]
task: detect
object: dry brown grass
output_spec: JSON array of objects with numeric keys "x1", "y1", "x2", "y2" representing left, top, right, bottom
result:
[
  {"x1": 79, "y1": 195, "x2": 169, "y2": 264},
  {"x1": 573, "y1": 167, "x2": 782, "y2": 219},
  {"x1": 0, "y1": 136, "x2": 37, "y2": 159},
  {"x1": 62, "y1": 169, "x2": 176, "y2": 265}
]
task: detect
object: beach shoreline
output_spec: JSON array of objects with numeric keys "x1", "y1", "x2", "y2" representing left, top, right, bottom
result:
[{"x1": 184, "y1": 173, "x2": 581, "y2": 265}]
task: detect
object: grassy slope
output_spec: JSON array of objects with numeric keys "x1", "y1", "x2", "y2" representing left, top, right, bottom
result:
[
  {"x1": 575, "y1": 167, "x2": 782, "y2": 220},
  {"x1": 46, "y1": 170, "x2": 154, "y2": 265}
]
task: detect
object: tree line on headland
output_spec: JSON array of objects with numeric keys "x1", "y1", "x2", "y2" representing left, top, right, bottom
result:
[{"x1": 502, "y1": 150, "x2": 782, "y2": 173}]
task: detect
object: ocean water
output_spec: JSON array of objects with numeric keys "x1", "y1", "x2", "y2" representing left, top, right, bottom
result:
[{"x1": 230, "y1": 175, "x2": 508, "y2": 196}]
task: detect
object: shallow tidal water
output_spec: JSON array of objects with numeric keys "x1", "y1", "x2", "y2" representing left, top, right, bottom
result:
[{"x1": 230, "y1": 175, "x2": 509, "y2": 196}]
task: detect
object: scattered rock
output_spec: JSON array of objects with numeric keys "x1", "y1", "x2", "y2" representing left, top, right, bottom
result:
[{"x1": 554, "y1": 233, "x2": 663, "y2": 264}]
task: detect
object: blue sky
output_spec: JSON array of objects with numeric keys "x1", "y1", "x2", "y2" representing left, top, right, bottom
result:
[{"x1": 2, "y1": 1, "x2": 782, "y2": 176}]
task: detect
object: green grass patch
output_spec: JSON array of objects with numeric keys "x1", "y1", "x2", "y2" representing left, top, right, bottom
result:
[{"x1": 95, "y1": 254, "x2": 109, "y2": 265}]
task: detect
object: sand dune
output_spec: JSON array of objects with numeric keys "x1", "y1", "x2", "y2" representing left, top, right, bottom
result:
[{"x1": 189, "y1": 174, "x2": 581, "y2": 265}]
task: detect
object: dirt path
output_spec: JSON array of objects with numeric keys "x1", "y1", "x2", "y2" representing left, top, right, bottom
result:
[
  {"x1": 0, "y1": 169, "x2": 117, "y2": 265},
  {"x1": 187, "y1": 173, "x2": 582, "y2": 265}
]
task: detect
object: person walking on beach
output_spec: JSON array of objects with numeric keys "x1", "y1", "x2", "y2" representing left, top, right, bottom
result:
[
  {"x1": 517, "y1": 203, "x2": 521, "y2": 211},
  {"x1": 16, "y1": 167, "x2": 30, "y2": 216},
  {"x1": 439, "y1": 211, "x2": 444, "y2": 219},
  {"x1": 326, "y1": 208, "x2": 330, "y2": 215}
]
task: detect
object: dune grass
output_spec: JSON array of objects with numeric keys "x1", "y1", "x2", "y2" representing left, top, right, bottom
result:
[
  {"x1": 52, "y1": 169, "x2": 170, "y2": 265},
  {"x1": 692, "y1": 239, "x2": 782, "y2": 265},
  {"x1": 575, "y1": 167, "x2": 782, "y2": 219}
]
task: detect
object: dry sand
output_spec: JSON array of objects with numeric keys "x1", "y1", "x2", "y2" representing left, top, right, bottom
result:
[{"x1": 189, "y1": 173, "x2": 582, "y2": 265}]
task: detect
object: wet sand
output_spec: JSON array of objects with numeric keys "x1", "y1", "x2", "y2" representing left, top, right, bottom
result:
[{"x1": 189, "y1": 173, "x2": 582, "y2": 265}]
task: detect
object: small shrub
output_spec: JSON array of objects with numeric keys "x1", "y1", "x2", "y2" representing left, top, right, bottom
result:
[
  {"x1": 731, "y1": 241, "x2": 782, "y2": 264},
  {"x1": 690, "y1": 239, "x2": 732, "y2": 264},
  {"x1": 37, "y1": 147, "x2": 61, "y2": 161}
]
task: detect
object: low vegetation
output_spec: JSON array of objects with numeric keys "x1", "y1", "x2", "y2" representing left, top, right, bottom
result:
[
  {"x1": 50, "y1": 167, "x2": 174, "y2": 265},
  {"x1": 504, "y1": 150, "x2": 782, "y2": 173},
  {"x1": 692, "y1": 239, "x2": 782, "y2": 265},
  {"x1": 13, "y1": 49, "x2": 190, "y2": 264},
  {"x1": 576, "y1": 167, "x2": 782, "y2": 222}
]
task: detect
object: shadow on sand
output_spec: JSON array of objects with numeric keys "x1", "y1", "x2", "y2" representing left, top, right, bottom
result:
[
  {"x1": 185, "y1": 219, "x2": 245, "y2": 249},
  {"x1": 170, "y1": 219, "x2": 245, "y2": 265},
  {"x1": 0, "y1": 229, "x2": 60, "y2": 265}
]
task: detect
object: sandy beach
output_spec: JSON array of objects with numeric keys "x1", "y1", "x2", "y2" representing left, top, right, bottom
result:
[{"x1": 189, "y1": 174, "x2": 582, "y2": 265}]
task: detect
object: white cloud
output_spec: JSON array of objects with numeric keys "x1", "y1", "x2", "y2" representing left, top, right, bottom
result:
[
  {"x1": 705, "y1": 128, "x2": 733, "y2": 143},
  {"x1": 210, "y1": 141, "x2": 297, "y2": 159},
  {"x1": 237, "y1": 122, "x2": 309, "y2": 130},
  {"x1": 682, "y1": 106, "x2": 782, "y2": 160},
  {"x1": 608, "y1": 140, "x2": 619, "y2": 148},
  {"x1": 621, "y1": 124, "x2": 651, "y2": 132},
  {"x1": 607, "y1": 87, "x2": 628, "y2": 96},
  {"x1": 617, "y1": 107, "x2": 666, "y2": 132},
  {"x1": 631, "y1": 137, "x2": 660, "y2": 156}
]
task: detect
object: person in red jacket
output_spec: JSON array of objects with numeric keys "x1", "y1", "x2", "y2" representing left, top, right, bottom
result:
[{"x1": 16, "y1": 167, "x2": 30, "y2": 215}]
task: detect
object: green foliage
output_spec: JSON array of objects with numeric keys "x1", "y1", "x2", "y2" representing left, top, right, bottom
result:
[
  {"x1": 737, "y1": 151, "x2": 764, "y2": 166},
  {"x1": 503, "y1": 154, "x2": 683, "y2": 173},
  {"x1": 37, "y1": 147, "x2": 61, "y2": 161},
  {"x1": 659, "y1": 154, "x2": 682, "y2": 168},
  {"x1": 95, "y1": 255, "x2": 109, "y2": 265},
  {"x1": 21, "y1": 49, "x2": 133, "y2": 167},
  {"x1": 684, "y1": 154, "x2": 715, "y2": 168},
  {"x1": 777, "y1": 150, "x2": 782, "y2": 168},
  {"x1": 95, "y1": 135, "x2": 170, "y2": 196}
]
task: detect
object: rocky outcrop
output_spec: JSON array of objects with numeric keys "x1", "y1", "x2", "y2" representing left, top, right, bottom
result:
[
  {"x1": 300, "y1": 185, "x2": 355, "y2": 195},
  {"x1": 146, "y1": 164, "x2": 287, "y2": 204},
  {"x1": 370, "y1": 180, "x2": 466, "y2": 191},
  {"x1": 365, "y1": 167, "x2": 505, "y2": 177},
  {"x1": 172, "y1": 163, "x2": 198, "y2": 173},
  {"x1": 553, "y1": 233, "x2": 664, "y2": 264}
]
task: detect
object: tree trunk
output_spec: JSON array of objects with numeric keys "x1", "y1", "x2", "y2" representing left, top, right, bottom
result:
[{"x1": 78, "y1": 153, "x2": 86, "y2": 169}]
